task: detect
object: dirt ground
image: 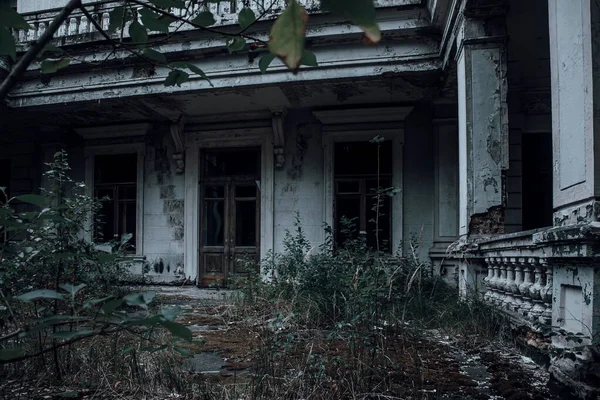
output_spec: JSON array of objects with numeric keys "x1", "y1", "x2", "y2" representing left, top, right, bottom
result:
[{"x1": 161, "y1": 287, "x2": 561, "y2": 400}]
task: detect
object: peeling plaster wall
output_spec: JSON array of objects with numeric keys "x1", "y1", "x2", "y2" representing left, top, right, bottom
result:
[
  {"x1": 273, "y1": 110, "x2": 324, "y2": 255},
  {"x1": 142, "y1": 126, "x2": 185, "y2": 281},
  {"x1": 403, "y1": 104, "x2": 435, "y2": 259}
]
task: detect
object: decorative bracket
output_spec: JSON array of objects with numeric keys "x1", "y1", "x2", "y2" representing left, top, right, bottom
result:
[
  {"x1": 271, "y1": 108, "x2": 286, "y2": 169},
  {"x1": 170, "y1": 115, "x2": 185, "y2": 174}
]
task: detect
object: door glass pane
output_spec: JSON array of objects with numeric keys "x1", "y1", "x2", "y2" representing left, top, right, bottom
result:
[
  {"x1": 236, "y1": 200, "x2": 256, "y2": 247},
  {"x1": 204, "y1": 200, "x2": 224, "y2": 246}
]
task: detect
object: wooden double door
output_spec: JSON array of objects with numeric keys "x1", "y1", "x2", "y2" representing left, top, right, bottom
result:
[{"x1": 198, "y1": 149, "x2": 260, "y2": 287}]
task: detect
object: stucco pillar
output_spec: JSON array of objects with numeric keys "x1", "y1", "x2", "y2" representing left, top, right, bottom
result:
[
  {"x1": 456, "y1": 9, "x2": 509, "y2": 236},
  {"x1": 548, "y1": 0, "x2": 600, "y2": 225}
]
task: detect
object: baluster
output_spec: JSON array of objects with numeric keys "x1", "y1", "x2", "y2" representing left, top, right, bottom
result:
[
  {"x1": 539, "y1": 259, "x2": 553, "y2": 325},
  {"x1": 496, "y1": 257, "x2": 507, "y2": 308},
  {"x1": 222, "y1": 1, "x2": 232, "y2": 15},
  {"x1": 37, "y1": 22, "x2": 47, "y2": 38},
  {"x1": 502, "y1": 257, "x2": 515, "y2": 310},
  {"x1": 102, "y1": 12, "x2": 110, "y2": 32},
  {"x1": 57, "y1": 21, "x2": 67, "y2": 38},
  {"x1": 79, "y1": 16, "x2": 88, "y2": 34},
  {"x1": 487, "y1": 258, "x2": 498, "y2": 304},
  {"x1": 27, "y1": 22, "x2": 38, "y2": 42},
  {"x1": 483, "y1": 258, "x2": 494, "y2": 303},
  {"x1": 529, "y1": 259, "x2": 545, "y2": 321},
  {"x1": 68, "y1": 17, "x2": 79, "y2": 36},
  {"x1": 512, "y1": 258, "x2": 524, "y2": 313},
  {"x1": 18, "y1": 28, "x2": 27, "y2": 43},
  {"x1": 519, "y1": 258, "x2": 535, "y2": 317}
]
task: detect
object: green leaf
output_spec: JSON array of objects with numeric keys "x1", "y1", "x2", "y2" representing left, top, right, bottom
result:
[
  {"x1": 161, "y1": 305, "x2": 182, "y2": 322},
  {"x1": 97, "y1": 253, "x2": 118, "y2": 263},
  {"x1": 148, "y1": 0, "x2": 186, "y2": 8},
  {"x1": 259, "y1": 52, "x2": 276, "y2": 73},
  {"x1": 83, "y1": 295, "x2": 114, "y2": 309},
  {"x1": 186, "y1": 64, "x2": 210, "y2": 82},
  {"x1": 40, "y1": 58, "x2": 71, "y2": 74},
  {"x1": 268, "y1": 0, "x2": 307, "y2": 69},
  {"x1": 108, "y1": 6, "x2": 132, "y2": 33},
  {"x1": 191, "y1": 11, "x2": 215, "y2": 27},
  {"x1": 140, "y1": 344, "x2": 168, "y2": 353},
  {"x1": 238, "y1": 7, "x2": 256, "y2": 30},
  {"x1": 129, "y1": 20, "x2": 148, "y2": 43},
  {"x1": 123, "y1": 291, "x2": 156, "y2": 308},
  {"x1": 301, "y1": 50, "x2": 318, "y2": 66},
  {"x1": 139, "y1": 8, "x2": 174, "y2": 33},
  {"x1": 0, "y1": 27, "x2": 16, "y2": 61},
  {"x1": 143, "y1": 48, "x2": 167, "y2": 63},
  {"x1": 0, "y1": 4, "x2": 31, "y2": 30},
  {"x1": 321, "y1": 0, "x2": 381, "y2": 43},
  {"x1": 161, "y1": 321, "x2": 192, "y2": 341},
  {"x1": 0, "y1": 347, "x2": 25, "y2": 361},
  {"x1": 164, "y1": 69, "x2": 189, "y2": 87},
  {"x1": 101, "y1": 298, "x2": 123, "y2": 314},
  {"x1": 15, "y1": 194, "x2": 46, "y2": 207},
  {"x1": 174, "y1": 347, "x2": 193, "y2": 357},
  {"x1": 59, "y1": 283, "x2": 86, "y2": 296},
  {"x1": 16, "y1": 289, "x2": 64, "y2": 302},
  {"x1": 227, "y1": 37, "x2": 246, "y2": 53},
  {"x1": 121, "y1": 345, "x2": 135, "y2": 354},
  {"x1": 52, "y1": 330, "x2": 93, "y2": 340},
  {"x1": 40, "y1": 44, "x2": 64, "y2": 58},
  {"x1": 126, "y1": 314, "x2": 164, "y2": 326}
]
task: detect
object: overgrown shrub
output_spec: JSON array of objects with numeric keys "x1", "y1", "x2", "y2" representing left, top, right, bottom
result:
[{"x1": 0, "y1": 152, "x2": 195, "y2": 393}]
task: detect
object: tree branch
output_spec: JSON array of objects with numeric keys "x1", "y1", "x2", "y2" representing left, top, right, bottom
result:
[{"x1": 0, "y1": 0, "x2": 83, "y2": 103}]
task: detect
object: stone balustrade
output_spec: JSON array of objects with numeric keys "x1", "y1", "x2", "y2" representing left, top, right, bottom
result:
[
  {"x1": 482, "y1": 256, "x2": 553, "y2": 326},
  {"x1": 12, "y1": 0, "x2": 418, "y2": 45}
]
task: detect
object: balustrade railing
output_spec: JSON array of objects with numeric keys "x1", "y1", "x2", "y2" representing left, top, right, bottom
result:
[
  {"x1": 483, "y1": 256, "x2": 553, "y2": 325},
  {"x1": 13, "y1": 0, "x2": 415, "y2": 45}
]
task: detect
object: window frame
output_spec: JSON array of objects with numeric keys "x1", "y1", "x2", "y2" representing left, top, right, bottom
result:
[
  {"x1": 84, "y1": 144, "x2": 145, "y2": 256},
  {"x1": 323, "y1": 129, "x2": 404, "y2": 255}
]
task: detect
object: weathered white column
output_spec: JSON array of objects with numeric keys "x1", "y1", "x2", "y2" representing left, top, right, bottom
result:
[
  {"x1": 547, "y1": 0, "x2": 600, "y2": 347},
  {"x1": 549, "y1": 0, "x2": 600, "y2": 224},
  {"x1": 456, "y1": 10, "x2": 508, "y2": 236}
]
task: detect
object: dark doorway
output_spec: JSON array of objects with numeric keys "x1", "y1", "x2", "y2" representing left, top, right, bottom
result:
[{"x1": 521, "y1": 132, "x2": 552, "y2": 230}]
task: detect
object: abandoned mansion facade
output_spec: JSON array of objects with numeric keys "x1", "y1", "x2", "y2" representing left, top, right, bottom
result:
[{"x1": 1, "y1": 0, "x2": 600, "y2": 382}]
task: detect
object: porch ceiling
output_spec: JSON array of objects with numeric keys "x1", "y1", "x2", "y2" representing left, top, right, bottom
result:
[{"x1": 2, "y1": 72, "x2": 444, "y2": 128}]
